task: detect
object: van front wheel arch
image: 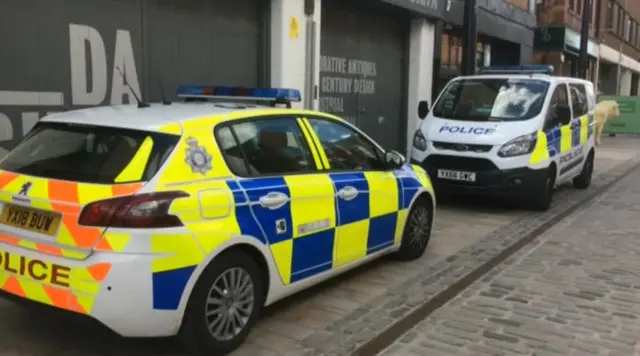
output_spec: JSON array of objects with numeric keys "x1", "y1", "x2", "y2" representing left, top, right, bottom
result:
[{"x1": 527, "y1": 164, "x2": 556, "y2": 211}]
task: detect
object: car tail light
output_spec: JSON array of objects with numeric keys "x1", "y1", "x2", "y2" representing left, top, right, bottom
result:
[{"x1": 78, "y1": 191, "x2": 189, "y2": 228}]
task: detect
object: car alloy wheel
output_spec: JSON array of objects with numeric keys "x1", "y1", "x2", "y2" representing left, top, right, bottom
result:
[
  {"x1": 205, "y1": 267, "x2": 255, "y2": 342},
  {"x1": 408, "y1": 205, "x2": 431, "y2": 251}
]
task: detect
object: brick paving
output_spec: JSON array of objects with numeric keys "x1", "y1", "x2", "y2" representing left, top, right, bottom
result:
[
  {"x1": 0, "y1": 137, "x2": 638, "y2": 356},
  {"x1": 380, "y1": 147, "x2": 640, "y2": 356}
]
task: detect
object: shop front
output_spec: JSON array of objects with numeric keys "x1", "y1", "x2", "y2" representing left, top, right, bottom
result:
[
  {"x1": 320, "y1": 0, "x2": 445, "y2": 152},
  {"x1": 431, "y1": 0, "x2": 536, "y2": 101},
  {"x1": 533, "y1": 26, "x2": 598, "y2": 80},
  {"x1": 0, "y1": 0, "x2": 269, "y2": 157}
]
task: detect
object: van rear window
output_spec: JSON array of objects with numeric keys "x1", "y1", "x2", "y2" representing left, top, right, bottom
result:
[{"x1": 0, "y1": 122, "x2": 180, "y2": 184}]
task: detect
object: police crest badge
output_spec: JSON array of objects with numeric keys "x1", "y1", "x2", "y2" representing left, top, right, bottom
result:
[{"x1": 184, "y1": 137, "x2": 212, "y2": 174}]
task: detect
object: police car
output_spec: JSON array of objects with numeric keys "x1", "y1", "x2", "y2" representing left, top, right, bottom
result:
[
  {"x1": 411, "y1": 65, "x2": 596, "y2": 211},
  {"x1": 0, "y1": 86, "x2": 435, "y2": 354}
]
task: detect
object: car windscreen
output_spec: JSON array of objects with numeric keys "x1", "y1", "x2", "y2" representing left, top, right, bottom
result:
[
  {"x1": 432, "y1": 78, "x2": 550, "y2": 122},
  {"x1": 0, "y1": 122, "x2": 180, "y2": 184}
]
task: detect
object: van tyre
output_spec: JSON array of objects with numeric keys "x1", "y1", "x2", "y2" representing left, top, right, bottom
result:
[
  {"x1": 394, "y1": 196, "x2": 433, "y2": 261},
  {"x1": 179, "y1": 250, "x2": 264, "y2": 356},
  {"x1": 529, "y1": 168, "x2": 555, "y2": 212},
  {"x1": 573, "y1": 152, "x2": 594, "y2": 189}
]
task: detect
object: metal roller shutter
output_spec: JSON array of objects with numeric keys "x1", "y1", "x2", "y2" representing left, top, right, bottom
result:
[{"x1": 320, "y1": 0, "x2": 407, "y2": 151}]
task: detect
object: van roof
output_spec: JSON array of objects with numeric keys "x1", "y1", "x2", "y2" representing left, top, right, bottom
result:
[{"x1": 454, "y1": 74, "x2": 593, "y2": 86}]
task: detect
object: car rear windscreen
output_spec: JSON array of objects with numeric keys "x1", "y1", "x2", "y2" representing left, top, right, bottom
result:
[{"x1": 0, "y1": 122, "x2": 180, "y2": 184}]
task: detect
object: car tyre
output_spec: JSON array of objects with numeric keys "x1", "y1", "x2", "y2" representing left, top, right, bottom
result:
[
  {"x1": 394, "y1": 196, "x2": 433, "y2": 261},
  {"x1": 179, "y1": 250, "x2": 264, "y2": 356},
  {"x1": 529, "y1": 167, "x2": 555, "y2": 212},
  {"x1": 573, "y1": 152, "x2": 594, "y2": 190}
]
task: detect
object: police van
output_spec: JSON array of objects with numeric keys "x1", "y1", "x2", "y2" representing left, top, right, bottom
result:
[{"x1": 410, "y1": 65, "x2": 596, "y2": 211}]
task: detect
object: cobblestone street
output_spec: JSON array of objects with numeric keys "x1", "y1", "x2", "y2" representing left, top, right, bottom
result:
[
  {"x1": 0, "y1": 138, "x2": 638, "y2": 356},
  {"x1": 381, "y1": 141, "x2": 640, "y2": 356}
]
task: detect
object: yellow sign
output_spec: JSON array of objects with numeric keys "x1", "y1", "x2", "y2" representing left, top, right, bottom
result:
[{"x1": 289, "y1": 17, "x2": 299, "y2": 39}]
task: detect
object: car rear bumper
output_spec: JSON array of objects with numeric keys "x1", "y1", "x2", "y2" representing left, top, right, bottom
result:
[
  {"x1": 411, "y1": 156, "x2": 546, "y2": 198},
  {"x1": 0, "y1": 243, "x2": 183, "y2": 338}
]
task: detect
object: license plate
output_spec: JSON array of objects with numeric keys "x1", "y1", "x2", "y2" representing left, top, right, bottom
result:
[
  {"x1": 0, "y1": 204, "x2": 61, "y2": 236},
  {"x1": 437, "y1": 169, "x2": 476, "y2": 182}
]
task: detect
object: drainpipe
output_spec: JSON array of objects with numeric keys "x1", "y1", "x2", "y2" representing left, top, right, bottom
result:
[
  {"x1": 461, "y1": 0, "x2": 478, "y2": 75},
  {"x1": 594, "y1": 42, "x2": 601, "y2": 91},
  {"x1": 616, "y1": 0, "x2": 627, "y2": 95},
  {"x1": 578, "y1": 0, "x2": 591, "y2": 78}
]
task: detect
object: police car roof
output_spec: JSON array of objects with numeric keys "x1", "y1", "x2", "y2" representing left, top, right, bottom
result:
[{"x1": 41, "y1": 102, "x2": 292, "y2": 132}]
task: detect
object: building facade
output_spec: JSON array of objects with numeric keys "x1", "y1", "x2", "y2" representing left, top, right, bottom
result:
[
  {"x1": 534, "y1": 0, "x2": 640, "y2": 95},
  {"x1": 431, "y1": 0, "x2": 538, "y2": 100},
  {"x1": 0, "y1": 0, "x2": 272, "y2": 158},
  {"x1": 0, "y1": 0, "x2": 542, "y2": 158},
  {"x1": 316, "y1": 0, "x2": 445, "y2": 154},
  {"x1": 0, "y1": 0, "x2": 448, "y2": 157},
  {"x1": 597, "y1": 0, "x2": 640, "y2": 95},
  {"x1": 534, "y1": 0, "x2": 599, "y2": 80}
]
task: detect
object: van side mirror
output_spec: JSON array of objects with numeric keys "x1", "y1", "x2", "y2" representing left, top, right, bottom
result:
[{"x1": 417, "y1": 101, "x2": 430, "y2": 119}]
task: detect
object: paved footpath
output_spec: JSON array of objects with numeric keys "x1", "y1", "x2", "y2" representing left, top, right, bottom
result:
[
  {"x1": 0, "y1": 137, "x2": 639, "y2": 356},
  {"x1": 381, "y1": 147, "x2": 640, "y2": 356}
]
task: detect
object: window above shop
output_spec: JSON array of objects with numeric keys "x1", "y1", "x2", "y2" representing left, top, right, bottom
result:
[
  {"x1": 568, "y1": 0, "x2": 597, "y2": 24},
  {"x1": 440, "y1": 33, "x2": 487, "y2": 74},
  {"x1": 606, "y1": 0, "x2": 640, "y2": 50},
  {"x1": 504, "y1": 0, "x2": 529, "y2": 11}
]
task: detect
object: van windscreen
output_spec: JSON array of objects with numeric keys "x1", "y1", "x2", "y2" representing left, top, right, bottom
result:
[{"x1": 432, "y1": 78, "x2": 550, "y2": 122}]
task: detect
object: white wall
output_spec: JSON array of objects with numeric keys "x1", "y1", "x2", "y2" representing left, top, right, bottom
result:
[
  {"x1": 484, "y1": 44, "x2": 491, "y2": 67},
  {"x1": 620, "y1": 68, "x2": 632, "y2": 95},
  {"x1": 270, "y1": 0, "x2": 322, "y2": 109},
  {"x1": 406, "y1": 18, "x2": 436, "y2": 155},
  {"x1": 599, "y1": 43, "x2": 640, "y2": 74}
]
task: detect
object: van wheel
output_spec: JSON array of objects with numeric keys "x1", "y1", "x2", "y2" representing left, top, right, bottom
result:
[
  {"x1": 394, "y1": 196, "x2": 433, "y2": 261},
  {"x1": 573, "y1": 152, "x2": 594, "y2": 189},
  {"x1": 529, "y1": 168, "x2": 555, "y2": 212},
  {"x1": 179, "y1": 250, "x2": 264, "y2": 355}
]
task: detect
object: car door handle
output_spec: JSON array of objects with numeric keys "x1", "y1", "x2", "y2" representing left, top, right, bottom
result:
[
  {"x1": 258, "y1": 192, "x2": 289, "y2": 210},
  {"x1": 337, "y1": 186, "x2": 359, "y2": 201}
]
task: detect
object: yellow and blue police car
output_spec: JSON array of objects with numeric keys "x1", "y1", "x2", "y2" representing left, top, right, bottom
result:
[{"x1": 0, "y1": 86, "x2": 436, "y2": 354}]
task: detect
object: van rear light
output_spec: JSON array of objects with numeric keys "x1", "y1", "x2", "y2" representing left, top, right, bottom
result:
[{"x1": 78, "y1": 191, "x2": 189, "y2": 228}]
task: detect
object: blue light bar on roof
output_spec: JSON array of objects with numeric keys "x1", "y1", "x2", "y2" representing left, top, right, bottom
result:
[
  {"x1": 176, "y1": 85, "x2": 302, "y2": 102},
  {"x1": 477, "y1": 65, "x2": 554, "y2": 75}
]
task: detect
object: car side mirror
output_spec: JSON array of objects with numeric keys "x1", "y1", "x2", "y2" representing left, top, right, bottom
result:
[
  {"x1": 417, "y1": 101, "x2": 430, "y2": 119},
  {"x1": 384, "y1": 150, "x2": 405, "y2": 170}
]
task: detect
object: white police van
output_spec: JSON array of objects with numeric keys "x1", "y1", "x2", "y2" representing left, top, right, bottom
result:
[{"x1": 410, "y1": 65, "x2": 596, "y2": 211}]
